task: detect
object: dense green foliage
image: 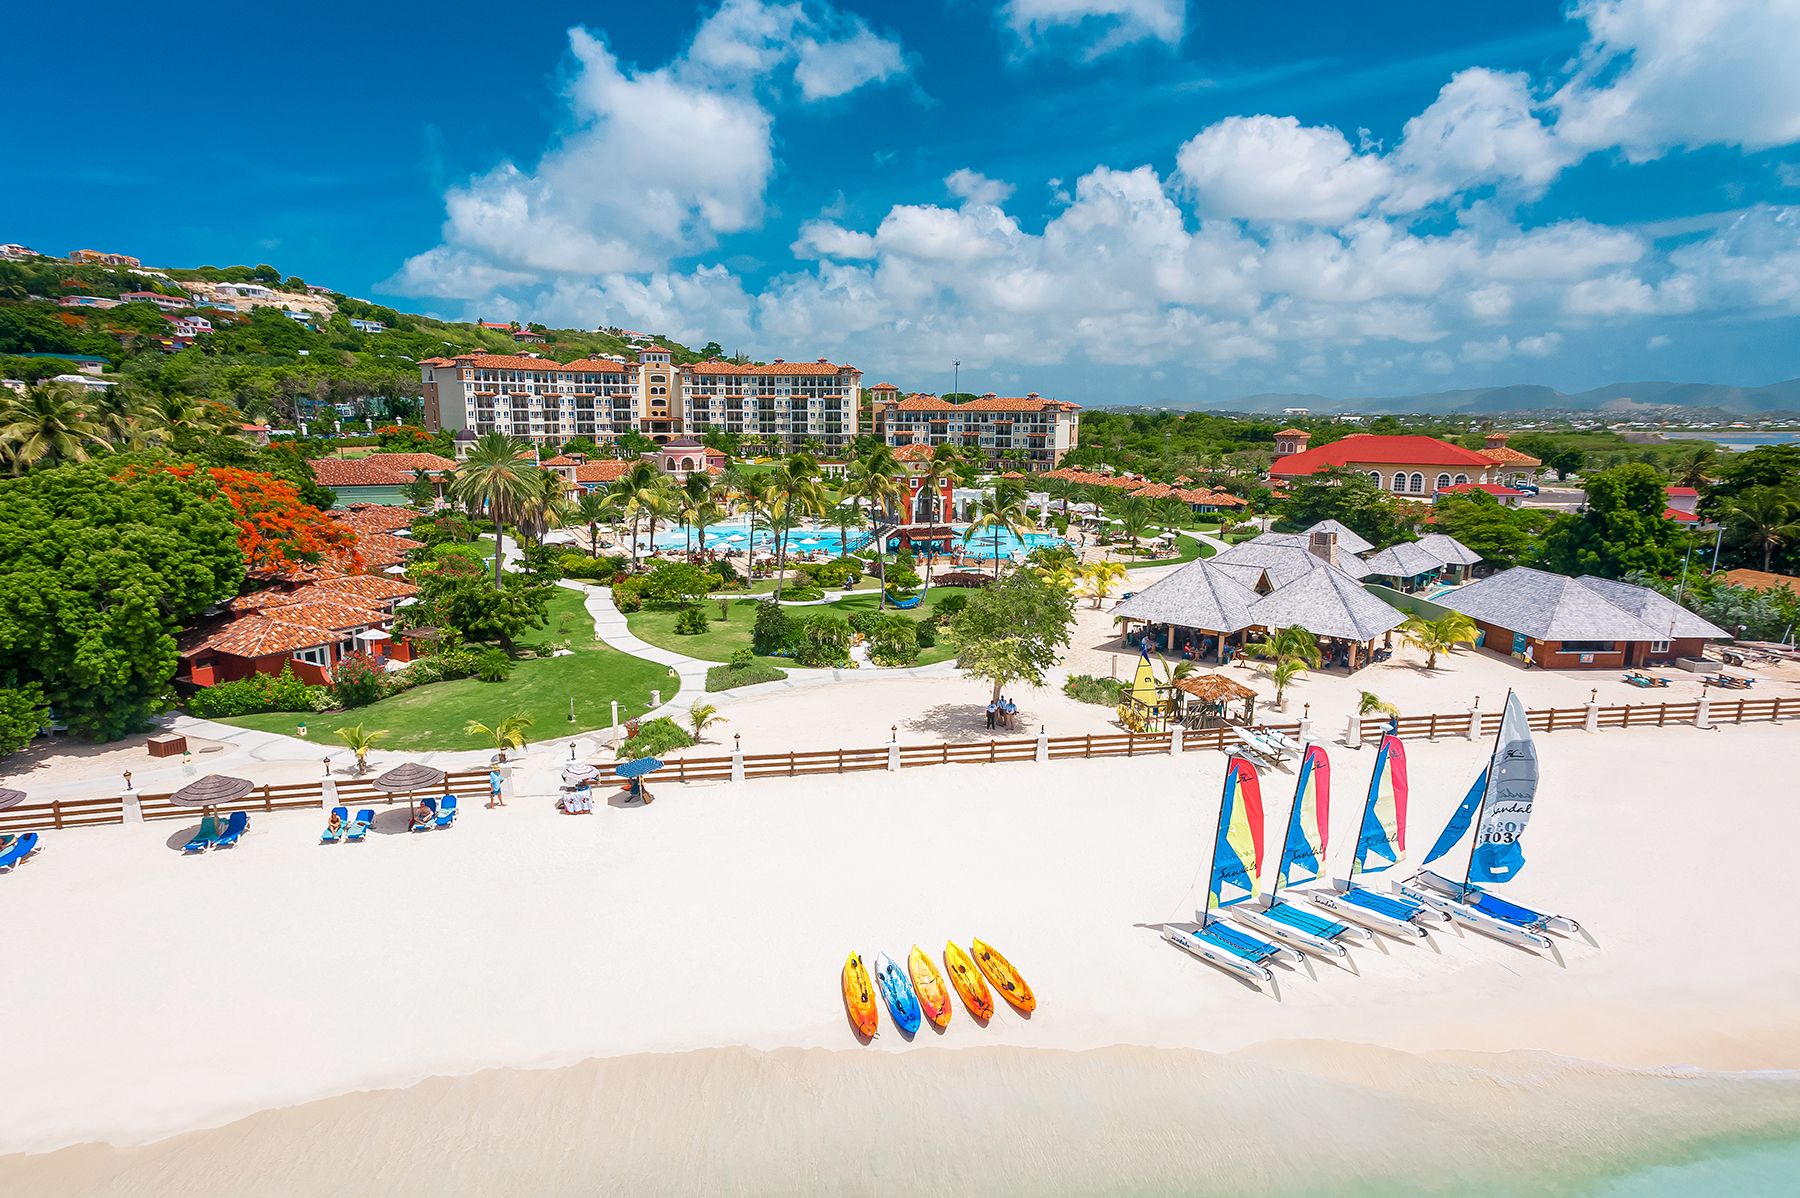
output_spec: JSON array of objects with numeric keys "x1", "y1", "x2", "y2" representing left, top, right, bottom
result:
[
  {"x1": 1273, "y1": 469, "x2": 1420, "y2": 546},
  {"x1": 0, "y1": 461, "x2": 243, "y2": 738},
  {"x1": 618, "y1": 716, "x2": 694, "y2": 761},
  {"x1": 705, "y1": 660, "x2": 789, "y2": 691},
  {"x1": 1536, "y1": 464, "x2": 1689, "y2": 579},
  {"x1": 950, "y1": 567, "x2": 1077, "y2": 702},
  {"x1": 401, "y1": 550, "x2": 551, "y2": 649},
  {"x1": 1062, "y1": 674, "x2": 1123, "y2": 706},
  {"x1": 186, "y1": 665, "x2": 327, "y2": 719},
  {"x1": 1428, "y1": 490, "x2": 1556, "y2": 569}
]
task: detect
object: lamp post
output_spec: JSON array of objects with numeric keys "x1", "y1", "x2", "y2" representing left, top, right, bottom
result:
[{"x1": 952, "y1": 360, "x2": 960, "y2": 396}]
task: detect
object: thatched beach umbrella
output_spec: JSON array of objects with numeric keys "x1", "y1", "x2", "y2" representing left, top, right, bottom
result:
[
  {"x1": 372, "y1": 762, "x2": 448, "y2": 821},
  {"x1": 0, "y1": 787, "x2": 26, "y2": 811},
  {"x1": 171, "y1": 774, "x2": 255, "y2": 808}
]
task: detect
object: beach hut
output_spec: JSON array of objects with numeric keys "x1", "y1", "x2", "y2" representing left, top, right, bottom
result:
[
  {"x1": 1413, "y1": 533, "x2": 1483, "y2": 583},
  {"x1": 1209, "y1": 533, "x2": 1371, "y2": 594},
  {"x1": 1111, "y1": 559, "x2": 1259, "y2": 662},
  {"x1": 1245, "y1": 566, "x2": 1407, "y2": 670},
  {"x1": 1172, "y1": 673, "x2": 1258, "y2": 728},
  {"x1": 1441, "y1": 567, "x2": 1728, "y2": 669}
]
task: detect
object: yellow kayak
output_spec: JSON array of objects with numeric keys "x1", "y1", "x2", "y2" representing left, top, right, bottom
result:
[
  {"x1": 943, "y1": 941, "x2": 994, "y2": 1020},
  {"x1": 908, "y1": 945, "x2": 952, "y2": 1029},
  {"x1": 843, "y1": 952, "x2": 879, "y2": 1039},
  {"x1": 972, "y1": 938, "x2": 1036, "y2": 1013}
]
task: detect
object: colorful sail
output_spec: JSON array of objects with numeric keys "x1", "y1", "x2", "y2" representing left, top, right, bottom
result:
[
  {"x1": 1351, "y1": 733, "x2": 1408, "y2": 877},
  {"x1": 1207, "y1": 755, "x2": 1265, "y2": 913},
  {"x1": 1473, "y1": 693, "x2": 1537, "y2": 883},
  {"x1": 1128, "y1": 643, "x2": 1160, "y2": 712},
  {"x1": 1422, "y1": 770, "x2": 1488, "y2": 868},
  {"x1": 1275, "y1": 744, "x2": 1331, "y2": 892}
]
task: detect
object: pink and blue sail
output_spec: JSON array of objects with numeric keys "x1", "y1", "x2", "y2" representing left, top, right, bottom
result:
[{"x1": 1351, "y1": 733, "x2": 1408, "y2": 877}]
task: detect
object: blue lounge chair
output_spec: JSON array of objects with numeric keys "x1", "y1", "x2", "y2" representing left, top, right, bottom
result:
[
  {"x1": 183, "y1": 814, "x2": 223, "y2": 854},
  {"x1": 212, "y1": 810, "x2": 249, "y2": 850},
  {"x1": 0, "y1": 832, "x2": 40, "y2": 873},
  {"x1": 434, "y1": 795, "x2": 458, "y2": 828},
  {"x1": 322, "y1": 806, "x2": 349, "y2": 843},
  {"x1": 345, "y1": 809, "x2": 374, "y2": 842},
  {"x1": 409, "y1": 798, "x2": 438, "y2": 832}
]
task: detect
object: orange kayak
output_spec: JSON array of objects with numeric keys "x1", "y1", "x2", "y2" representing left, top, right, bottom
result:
[
  {"x1": 972, "y1": 938, "x2": 1036, "y2": 1013},
  {"x1": 843, "y1": 952, "x2": 879, "y2": 1038},
  {"x1": 943, "y1": 941, "x2": 994, "y2": 1020},
  {"x1": 908, "y1": 945, "x2": 952, "y2": 1029}
]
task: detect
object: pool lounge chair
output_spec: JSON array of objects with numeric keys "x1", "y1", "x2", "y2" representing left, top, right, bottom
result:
[
  {"x1": 1300, "y1": 882, "x2": 1443, "y2": 939},
  {"x1": 1398, "y1": 870, "x2": 1580, "y2": 952},
  {"x1": 345, "y1": 809, "x2": 374, "y2": 842},
  {"x1": 321, "y1": 806, "x2": 349, "y2": 843},
  {"x1": 1233, "y1": 896, "x2": 1371, "y2": 957},
  {"x1": 409, "y1": 799, "x2": 438, "y2": 833},
  {"x1": 212, "y1": 810, "x2": 249, "y2": 850},
  {"x1": 183, "y1": 815, "x2": 223, "y2": 854},
  {"x1": 1160, "y1": 921, "x2": 1302, "y2": 984},
  {"x1": 434, "y1": 796, "x2": 458, "y2": 828},
  {"x1": 0, "y1": 832, "x2": 40, "y2": 873}
]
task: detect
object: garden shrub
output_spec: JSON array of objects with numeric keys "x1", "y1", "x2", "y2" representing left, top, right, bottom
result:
[
  {"x1": 330, "y1": 653, "x2": 384, "y2": 708},
  {"x1": 751, "y1": 600, "x2": 795, "y2": 656},
  {"x1": 795, "y1": 614, "x2": 852, "y2": 668},
  {"x1": 611, "y1": 577, "x2": 644, "y2": 613},
  {"x1": 188, "y1": 665, "x2": 327, "y2": 719},
  {"x1": 934, "y1": 592, "x2": 970, "y2": 617},
  {"x1": 712, "y1": 557, "x2": 741, "y2": 586},
  {"x1": 557, "y1": 552, "x2": 627, "y2": 580},
  {"x1": 618, "y1": 716, "x2": 694, "y2": 760},
  {"x1": 913, "y1": 618, "x2": 937, "y2": 649},
  {"x1": 863, "y1": 614, "x2": 918, "y2": 667},
  {"x1": 706, "y1": 661, "x2": 788, "y2": 691},
  {"x1": 782, "y1": 585, "x2": 825, "y2": 602},
  {"x1": 674, "y1": 605, "x2": 709, "y2": 634},
  {"x1": 729, "y1": 647, "x2": 755, "y2": 669},
  {"x1": 1062, "y1": 674, "x2": 1124, "y2": 705},
  {"x1": 473, "y1": 647, "x2": 512, "y2": 682}
]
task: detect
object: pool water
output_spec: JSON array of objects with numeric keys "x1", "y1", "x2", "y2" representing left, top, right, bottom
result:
[{"x1": 644, "y1": 519, "x2": 1064, "y2": 559}]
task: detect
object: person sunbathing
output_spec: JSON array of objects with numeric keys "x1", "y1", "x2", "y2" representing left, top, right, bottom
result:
[
  {"x1": 412, "y1": 803, "x2": 434, "y2": 829},
  {"x1": 325, "y1": 812, "x2": 344, "y2": 837}
]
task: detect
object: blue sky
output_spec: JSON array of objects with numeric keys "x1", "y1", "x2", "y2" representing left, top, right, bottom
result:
[{"x1": 5, "y1": 1, "x2": 1800, "y2": 403}]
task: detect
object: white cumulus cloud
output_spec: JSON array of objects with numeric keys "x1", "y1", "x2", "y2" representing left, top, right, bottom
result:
[
  {"x1": 1175, "y1": 115, "x2": 1391, "y2": 225},
  {"x1": 1003, "y1": 0, "x2": 1185, "y2": 57}
]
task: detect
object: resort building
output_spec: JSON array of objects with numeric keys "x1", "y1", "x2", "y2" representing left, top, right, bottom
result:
[
  {"x1": 1359, "y1": 533, "x2": 1482, "y2": 592},
  {"x1": 308, "y1": 453, "x2": 454, "y2": 507},
  {"x1": 1442, "y1": 567, "x2": 1727, "y2": 669},
  {"x1": 178, "y1": 574, "x2": 423, "y2": 688},
  {"x1": 1664, "y1": 486, "x2": 1702, "y2": 523},
  {"x1": 893, "y1": 442, "x2": 959, "y2": 524},
  {"x1": 1269, "y1": 430, "x2": 1538, "y2": 498},
  {"x1": 642, "y1": 436, "x2": 727, "y2": 481},
  {"x1": 419, "y1": 347, "x2": 863, "y2": 453},
  {"x1": 871, "y1": 391, "x2": 1081, "y2": 473},
  {"x1": 118, "y1": 290, "x2": 188, "y2": 311}
]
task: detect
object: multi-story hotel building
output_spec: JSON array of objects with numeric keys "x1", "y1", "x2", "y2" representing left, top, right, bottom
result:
[
  {"x1": 419, "y1": 345, "x2": 862, "y2": 452},
  {"x1": 869, "y1": 387, "x2": 1081, "y2": 473}
]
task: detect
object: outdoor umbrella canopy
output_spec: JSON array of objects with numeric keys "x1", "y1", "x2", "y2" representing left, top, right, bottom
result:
[
  {"x1": 614, "y1": 757, "x2": 663, "y2": 780},
  {"x1": 0, "y1": 787, "x2": 26, "y2": 811},
  {"x1": 372, "y1": 762, "x2": 447, "y2": 793},
  {"x1": 562, "y1": 762, "x2": 600, "y2": 783},
  {"x1": 171, "y1": 774, "x2": 255, "y2": 807}
]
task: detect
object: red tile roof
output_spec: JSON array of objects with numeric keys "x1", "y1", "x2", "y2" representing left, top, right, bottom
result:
[
  {"x1": 893, "y1": 392, "x2": 1078, "y2": 413},
  {"x1": 560, "y1": 357, "x2": 629, "y2": 373},
  {"x1": 334, "y1": 503, "x2": 423, "y2": 536},
  {"x1": 1716, "y1": 567, "x2": 1800, "y2": 592},
  {"x1": 184, "y1": 597, "x2": 390, "y2": 659},
  {"x1": 309, "y1": 454, "x2": 454, "y2": 488},
  {"x1": 1438, "y1": 482, "x2": 1523, "y2": 496},
  {"x1": 541, "y1": 455, "x2": 579, "y2": 467},
  {"x1": 310, "y1": 574, "x2": 421, "y2": 604},
  {"x1": 1275, "y1": 428, "x2": 1308, "y2": 437},
  {"x1": 893, "y1": 443, "x2": 936, "y2": 462},
  {"x1": 684, "y1": 358, "x2": 854, "y2": 376},
  {"x1": 1480, "y1": 445, "x2": 1541, "y2": 466},
  {"x1": 447, "y1": 353, "x2": 566, "y2": 370},
  {"x1": 1271, "y1": 434, "x2": 1496, "y2": 477},
  {"x1": 573, "y1": 460, "x2": 633, "y2": 484},
  {"x1": 1665, "y1": 486, "x2": 1699, "y2": 498},
  {"x1": 1662, "y1": 506, "x2": 1701, "y2": 522},
  {"x1": 638, "y1": 344, "x2": 671, "y2": 354}
]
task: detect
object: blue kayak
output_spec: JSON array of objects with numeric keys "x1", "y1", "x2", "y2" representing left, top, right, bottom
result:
[{"x1": 874, "y1": 951, "x2": 922, "y2": 1034}]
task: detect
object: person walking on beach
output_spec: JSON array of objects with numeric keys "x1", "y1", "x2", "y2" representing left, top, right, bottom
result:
[{"x1": 488, "y1": 757, "x2": 507, "y2": 809}]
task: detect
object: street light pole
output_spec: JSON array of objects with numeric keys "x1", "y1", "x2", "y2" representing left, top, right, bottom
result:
[{"x1": 953, "y1": 360, "x2": 960, "y2": 397}]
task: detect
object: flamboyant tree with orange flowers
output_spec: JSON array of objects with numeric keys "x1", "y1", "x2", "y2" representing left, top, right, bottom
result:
[{"x1": 151, "y1": 464, "x2": 364, "y2": 576}]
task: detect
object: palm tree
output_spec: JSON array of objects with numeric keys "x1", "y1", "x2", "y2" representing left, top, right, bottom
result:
[
  {"x1": 572, "y1": 489, "x2": 615, "y2": 557},
  {"x1": 634, "y1": 477, "x2": 681, "y2": 564},
  {"x1": 966, "y1": 483, "x2": 1035, "y2": 579},
  {"x1": 916, "y1": 446, "x2": 963, "y2": 588},
  {"x1": 1674, "y1": 443, "x2": 1718, "y2": 489},
  {"x1": 1398, "y1": 612, "x2": 1480, "y2": 670},
  {"x1": 1080, "y1": 560, "x2": 1129, "y2": 609},
  {"x1": 686, "y1": 701, "x2": 728, "y2": 743},
  {"x1": 1358, "y1": 690, "x2": 1398, "y2": 718},
  {"x1": 769, "y1": 454, "x2": 827, "y2": 602},
  {"x1": 849, "y1": 453, "x2": 905, "y2": 607},
  {"x1": 1270, "y1": 658, "x2": 1308, "y2": 710},
  {"x1": 448, "y1": 432, "x2": 538, "y2": 589},
  {"x1": 612, "y1": 459, "x2": 664, "y2": 570},
  {"x1": 679, "y1": 472, "x2": 716, "y2": 559},
  {"x1": 136, "y1": 391, "x2": 237, "y2": 446},
  {"x1": 0, "y1": 379, "x2": 110, "y2": 474},
  {"x1": 1722, "y1": 486, "x2": 1800, "y2": 571},
  {"x1": 464, "y1": 712, "x2": 533, "y2": 752},
  {"x1": 336, "y1": 723, "x2": 385, "y2": 774},
  {"x1": 513, "y1": 468, "x2": 573, "y2": 550},
  {"x1": 734, "y1": 470, "x2": 773, "y2": 566},
  {"x1": 1113, "y1": 495, "x2": 1156, "y2": 557},
  {"x1": 1245, "y1": 624, "x2": 1323, "y2": 669}
]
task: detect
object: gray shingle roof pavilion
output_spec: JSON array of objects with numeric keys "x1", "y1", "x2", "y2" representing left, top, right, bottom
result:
[
  {"x1": 1209, "y1": 533, "x2": 1372, "y2": 591},
  {"x1": 1359, "y1": 540, "x2": 1451, "y2": 579},
  {"x1": 1110, "y1": 559, "x2": 1261, "y2": 634},
  {"x1": 1442, "y1": 567, "x2": 1728, "y2": 641},
  {"x1": 1414, "y1": 532, "x2": 1482, "y2": 567},
  {"x1": 1302, "y1": 520, "x2": 1374, "y2": 556},
  {"x1": 1247, "y1": 564, "x2": 1408, "y2": 642}
]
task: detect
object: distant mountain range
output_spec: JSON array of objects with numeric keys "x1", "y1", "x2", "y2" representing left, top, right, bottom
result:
[{"x1": 1156, "y1": 379, "x2": 1800, "y2": 418}]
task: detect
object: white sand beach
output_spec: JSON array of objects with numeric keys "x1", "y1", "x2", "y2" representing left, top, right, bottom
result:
[{"x1": 2, "y1": 720, "x2": 1798, "y2": 1175}]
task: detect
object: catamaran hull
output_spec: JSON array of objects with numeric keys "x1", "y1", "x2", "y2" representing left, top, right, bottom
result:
[
  {"x1": 1230, "y1": 908, "x2": 1348, "y2": 958},
  {"x1": 1160, "y1": 924, "x2": 1273, "y2": 983},
  {"x1": 1397, "y1": 881, "x2": 1576, "y2": 953},
  {"x1": 1300, "y1": 886, "x2": 1435, "y2": 938}
]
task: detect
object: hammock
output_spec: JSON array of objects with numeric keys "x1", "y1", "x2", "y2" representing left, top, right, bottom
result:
[{"x1": 884, "y1": 591, "x2": 923, "y2": 609}]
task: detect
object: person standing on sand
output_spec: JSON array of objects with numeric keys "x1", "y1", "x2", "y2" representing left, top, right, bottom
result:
[
  {"x1": 986, "y1": 700, "x2": 997, "y2": 730},
  {"x1": 488, "y1": 754, "x2": 507, "y2": 809}
]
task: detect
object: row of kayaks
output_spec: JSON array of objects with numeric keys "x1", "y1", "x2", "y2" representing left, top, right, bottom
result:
[{"x1": 843, "y1": 941, "x2": 1034, "y2": 1037}]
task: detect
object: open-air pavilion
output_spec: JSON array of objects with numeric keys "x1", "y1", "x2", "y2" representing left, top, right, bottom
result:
[
  {"x1": 1111, "y1": 560, "x2": 1259, "y2": 663},
  {"x1": 1244, "y1": 564, "x2": 1408, "y2": 670},
  {"x1": 1208, "y1": 533, "x2": 1373, "y2": 594},
  {"x1": 1359, "y1": 540, "x2": 1454, "y2": 593}
]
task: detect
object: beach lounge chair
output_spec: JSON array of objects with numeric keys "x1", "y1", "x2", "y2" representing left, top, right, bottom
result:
[
  {"x1": 0, "y1": 832, "x2": 40, "y2": 873},
  {"x1": 346, "y1": 809, "x2": 374, "y2": 842},
  {"x1": 410, "y1": 798, "x2": 438, "y2": 833},
  {"x1": 1160, "y1": 921, "x2": 1302, "y2": 984},
  {"x1": 1398, "y1": 870, "x2": 1580, "y2": 952},
  {"x1": 1233, "y1": 897, "x2": 1370, "y2": 957},
  {"x1": 434, "y1": 795, "x2": 458, "y2": 828},
  {"x1": 212, "y1": 810, "x2": 249, "y2": 850},
  {"x1": 1229, "y1": 727, "x2": 1284, "y2": 767},
  {"x1": 321, "y1": 806, "x2": 349, "y2": 844},
  {"x1": 183, "y1": 814, "x2": 223, "y2": 854}
]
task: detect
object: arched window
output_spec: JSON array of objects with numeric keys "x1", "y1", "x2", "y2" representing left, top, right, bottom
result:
[
  {"x1": 1391, "y1": 474, "x2": 1408, "y2": 493},
  {"x1": 1409, "y1": 472, "x2": 1425, "y2": 493},
  {"x1": 1435, "y1": 473, "x2": 1451, "y2": 492},
  {"x1": 680, "y1": 457, "x2": 695, "y2": 471},
  {"x1": 1453, "y1": 473, "x2": 1469, "y2": 485},
  {"x1": 1368, "y1": 471, "x2": 1383, "y2": 487}
]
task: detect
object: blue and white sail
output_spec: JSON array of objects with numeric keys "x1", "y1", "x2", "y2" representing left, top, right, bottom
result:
[{"x1": 1422, "y1": 691, "x2": 1538, "y2": 885}]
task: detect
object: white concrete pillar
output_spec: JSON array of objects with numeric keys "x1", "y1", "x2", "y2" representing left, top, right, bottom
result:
[
  {"x1": 1696, "y1": 692, "x2": 1712, "y2": 730},
  {"x1": 1296, "y1": 718, "x2": 1311, "y2": 744},
  {"x1": 1169, "y1": 725, "x2": 1184, "y2": 755},
  {"x1": 1467, "y1": 708, "x2": 1482, "y2": 740},
  {"x1": 120, "y1": 784, "x2": 143, "y2": 825},
  {"x1": 610, "y1": 700, "x2": 620, "y2": 746},
  {"x1": 1345, "y1": 714, "x2": 1363, "y2": 750},
  {"x1": 321, "y1": 776, "x2": 339, "y2": 812},
  {"x1": 1584, "y1": 700, "x2": 1600, "y2": 733},
  {"x1": 651, "y1": 689, "x2": 661, "y2": 710},
  {"x1": 730, "y1": 749, "x2": 746, "y2": 784}
]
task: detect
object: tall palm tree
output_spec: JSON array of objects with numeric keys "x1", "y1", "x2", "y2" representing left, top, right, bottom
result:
[
  {"x1": 1113, "y1": 495, "x2": 1156, "y2": 557},
  {"x1": 0, "y1": 379, "x2": 110, "y2": 474},
  {"x1": 679, "y1": 472, "x2": 716, "y2": 559},
  {"x1": 136, "y1": 391, "x2": 237, "y2": 446},
  {"x1": 572, "y1": 489, "x2": 614, "y2": 556},
  {"x1": 448, "y1": 431, "x2": 538, "y2": 589},
  {"x1": 965, "y1": 482, "x2": 1036, "y2": 579},
  {"x1": 612, "y1": 459, "x2": 664, "y2": 570},
  {"x1": 513, "y1": 468, "x2": 573, "y2": 550},
  {"x1": 734, "y1": 470, "x2": 773, "y2": 563},
  {"x1": 1722, "y1": 486, "x2": 1800, "y2": 571},
  {"x1": 769, "y1": 453, "x2": 828, "y2": 602},
  {"x1": 1674, "y1": 443, "x2": 1718, "y2": 489},
  {"x1": 848, "y1": 451, "x2": 905, "y2": 607},
  {"x1": 634, "y1": 477, "x2": 680, "y2": 564},
  {"x1": 1398, "y1": 612, "x2": 1479, "y2": 670}
]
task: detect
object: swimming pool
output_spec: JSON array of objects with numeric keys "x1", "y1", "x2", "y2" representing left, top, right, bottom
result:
[{"x1": 643, "y1": 519, "x2": 1064, "y2": 559}]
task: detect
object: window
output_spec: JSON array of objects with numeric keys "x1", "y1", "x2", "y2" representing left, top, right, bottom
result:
[
  {"x1": 1557, "y1": 641, "x2": 1617, "y2": 654},
  {"x1": 1453, "y1": 473, "x2": 1468, "y2": 485},
  {"x1": 1390, "y1": 474, "x2": 1407, "y2": 493},
  {"x1": 294, "y1": 645, "x2": 330, "y2": 667},
  {"x1": 1649, "y1": 639, "x2": 1671, "y2": 654},
  {"x1": 1409, "y1": 472, "x2": 1425, "y2": 493},
  {"x1": 1435, "y1": 473, "x2": 1451, "y2": 491}
]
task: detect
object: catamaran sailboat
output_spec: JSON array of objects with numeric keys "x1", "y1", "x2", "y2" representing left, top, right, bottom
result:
[
  {"x1": 1231, "y1": 744, "x2": 1372, "y2": 957},
  {"x1": 1399, "y1": 692, "x2": 1583, "y2": 952},
  {"x1": 1161, "y1": 754, "x2": 1304, "y2": 984},
  {"x1": 1300, "y1": 732, "x2": 1446, "y2": 937}
]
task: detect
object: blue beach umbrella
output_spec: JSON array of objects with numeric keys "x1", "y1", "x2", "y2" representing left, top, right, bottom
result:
[{"x1": 615, "y1": 757, "x2": 664, "y2": 780}]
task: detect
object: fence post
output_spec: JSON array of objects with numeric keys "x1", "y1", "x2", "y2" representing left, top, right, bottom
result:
[
  {"x1": 1466, "y1": 706, "x2": 1481, "y2": 740},
  {"x1": 887, "y1": 725, "x2": 900, "y2": 772},
  {"x1": 610, "y1": 700, "x2": 620, "y2": 747},
  {"x1": 730, "y1": 737, "x2": 745, "y2": 783},
  {"x1": 1170, "y1": 724, "x2": 1184, "y2": 755},
  {"x1": 1585, "y1": 699, "x2": 1600, "y2": 733},
  {"x1": 321, "y1": 776, "x2": 339, "y2": 813},
  {"x1": 120, "y1": 782, "x2": 143, "y2": 825},
  {"x1": 651, "y1": 689, "x2": 661, "y2": 710},
  {"x1": 1695, "y1": 692, "x2": 1712, "y2": 730},
  {"x1": 1036, "y1": 726, "x2": 1049, "y2": 763},
  {"x1": 1345, "y1": 714, "x2": 1362, "y2": 749}
]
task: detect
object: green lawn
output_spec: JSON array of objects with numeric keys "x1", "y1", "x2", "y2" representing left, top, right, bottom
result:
[
  {"x1": 225, "y1": 588, "x2": 673, "y2": 751},
  {"x1": 629, "y1": 586, "x2": 968, "y2": 668}
]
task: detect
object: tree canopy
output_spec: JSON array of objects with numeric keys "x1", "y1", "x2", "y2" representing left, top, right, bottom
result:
[
  {"x1": 949, "y1": 567, "x2": 1077, "y2": 704},
  {"x1": 1535, "y1": 463, "x2": 1689, "y2": 579}
]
